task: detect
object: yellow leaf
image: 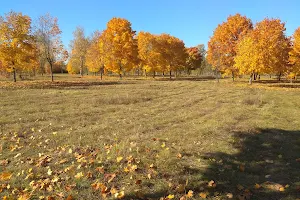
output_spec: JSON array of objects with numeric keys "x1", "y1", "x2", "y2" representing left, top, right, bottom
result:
[
  {"x1": 279, "y1": 187, "x2": 285, "y2": 192},
  {"x1": 47, "y1": 168, "x2": 52, "y2": 176},
  {"x1": 115, "y1": 191, "x2": 125, "y2": 199},
  {"x1": 116, "y1": 156, "x2": 123, "y2": 163},
  {"x1": 199, "y1": 192, "x2": 207, "y2": 198},
  {"x1": 68, "y1": 148, "x2": 73, "y2": 154},
  {"x1": 254, "y1": 183, "x2": 261, "y2": 189},
  {"x1": 186, "y1": 190, "x2": 193, "y2": 198},
  {"x1": 18, "y1": 193, "x2": 30, "y2": 200},
  {"x1": 0, "y1": 172, "x2": 12, "y2": 181},
  {"x1": 167, "y1": 194, "x2": 175, "y2": 199},
  {"x1": 161, "y1": 142, "x2": 166, "y2": 148},
  {"x1": 75, "y1": 172, "x2": 84, "y2": 179}
]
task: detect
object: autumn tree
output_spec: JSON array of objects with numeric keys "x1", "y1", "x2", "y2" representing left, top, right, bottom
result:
[
  {"x1": 137, "y1": 32, "x2": 162, "y2": 77},
  {"x1": 185, "y1": 47, "x2": 203, "y2": 75},
  {"x1": 207, "y1": 13, "x2": 253, "y2": 81},
  {"x1": 101, "y1": 18, "x2": 138, "y2": 79},
  {"x1": 289, "y1": 27, "x2": 300, "y2": 79},
  {"x1": 34, "y1": 14, "x2": 67, "y2": 81},
  {"x1": 158, "y1": 34, "x2": 187, "y2": 78},
  {"x1": 69, "y1": 26, "x2": 89, "y2": 76},
  {"x1": 85, "y1": 31, "x2": 105, "y2": 79},
  {"x1": 235, "y1": 18, "x2": 291, "y2": 83},
  {"x1": 0, "y1": 11, "x2": 37, "y2": 82}
]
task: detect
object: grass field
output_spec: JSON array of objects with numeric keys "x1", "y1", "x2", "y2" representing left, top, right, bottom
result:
[{"x1": 1, "y1": 75, "x2": 300, "y2": 200}]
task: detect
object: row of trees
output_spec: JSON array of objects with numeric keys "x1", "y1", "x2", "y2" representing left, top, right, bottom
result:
[
  {"x1": 0, "y1": 11, "x2": 68, "y2": 82},
  {"x1": 67, "y1": 18, "x2": 206, "y2": 79},
  {"x1": 207, "y1": 14, "x2": 300, "y2": 83}
]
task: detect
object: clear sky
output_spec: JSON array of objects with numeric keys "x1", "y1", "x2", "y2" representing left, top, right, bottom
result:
[{"x1": 1, "y1": 0, "x2": 300, "y2": 49}]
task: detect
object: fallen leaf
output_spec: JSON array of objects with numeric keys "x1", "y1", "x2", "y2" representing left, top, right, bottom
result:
[
  {"x1": 47, "y1": 168, "x2": 52, "y2": 176},
  {"x1": 254, "y1": 183, "x2": 261, "y2": 189},
  {"x1": 167, "y1": 194, "x2": 175, "y2": 199},
  {"x1": 226, "y1": 193, "x2": 233, "y2": 199},
  {"x1": 66, "y1": 195, "x2": 73, "y2": 200},
  {"x1": 75, "y1": 172, "x2": 84, "y2": 179},
  {"x1": 199, "y1": 192, "x2": 207, "y2": 198},
  {"x1": 186, "y1": 190, "x2": 193, "y2": 198},
  {"x1": 208, "y1": 180, "x2": 216, "y2": 188},
  {"x1": 117, "y1": 156, "x2": 123, "y2": 163},
  {"x1": 0, "y1": 172, "x2": 12, "y2": 181},
  {"x1": 115, "y1": 191, "x2": 125, "y2": 199}
]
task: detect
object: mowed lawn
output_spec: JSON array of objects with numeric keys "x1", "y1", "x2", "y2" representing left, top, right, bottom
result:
[{"x1": 0, "y1": 77, "x2": 300, "y2": 200}]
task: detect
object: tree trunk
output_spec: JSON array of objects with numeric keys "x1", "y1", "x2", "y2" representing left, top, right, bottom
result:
[
  {"x1": 253, "y1": 73, "x2": 257, "y2": 81},
  {"x1": 216, "y1": 70, "x2": 219, "y2": 83},
  {"x1": 258, "y1": 75, "x2": 261, "y2": 80},
  {"x1": 137, "y1": 69, "x2": 140, "y2": 76},
  {"x1": 13, "y1": 67, "x2": 16, "y2": 82},
  {"x1": 100, "y1": 68, "x2": 103, "y2": 80},
  {"x1": 80, "y1": 57, "x2": 83, "y2": 77},
  {"x1": 249, "y1": 74, "x2": 253, "y2": 84},
  {"x1": 278, "y1": 72, "x2": 281, "y2": 81},
  {"x1": 49, "y1": 62, "x2": 54, "y2": 82},
  {"x1": 163, "y1": 71, "x2": 165, "y2": 78},
  {"x1": 232, "y1": 71, "x2": 235, "y2": 82},
  {"x1": 153, "y1": 71, "x2": 155, "y2": 78},
  {"x1": 144, "y1": 69, "x2": 147, "y2": 77},
  {"x1": 169, "y1": 70, "x2": 172, "y2": 79}
]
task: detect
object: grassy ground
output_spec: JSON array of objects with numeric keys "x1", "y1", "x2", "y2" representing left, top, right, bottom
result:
[{"x1": 0, "y1": 75, "x2": 300, "y2": 200}]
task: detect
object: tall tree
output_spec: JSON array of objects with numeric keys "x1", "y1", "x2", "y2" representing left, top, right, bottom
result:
[
  {"x1": 137, "y1": 32, "x2": 162, "y2": 77},
  {"x1": 101, "y1": 18, "x2": 138, "y2": 79},
  {"x1": 185, "y1": 47, "x2": 203, "y2": 75},
  {"x1": 235, "y1": 18, "x2": 291, "y2": 83},
  {"x1": 158, "y1": 34, "x2": 187, "y2": 78},
  {"x1": 86, "y1": 31, "x2": 104, "y2": 79},
  {"x1": 289, "y1": 27, "x2": 300, "y2": 78},
  {"x1": 0, "y1": 11, "x2": 37, "y2": 82},
  {"x1": 69, "y1": 26, "x2": 89, "y2": 76},
  {"x1": 34, "y1": 14, "x2": 67, "y2": 81},
  {"x1": 207, "y1": 13, "x2": 253, "y2": 81}
]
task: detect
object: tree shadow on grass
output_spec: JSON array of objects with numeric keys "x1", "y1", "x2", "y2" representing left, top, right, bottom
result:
[
  {"x1": 0, "y1": 81, "x2": 136, "y2": 89},
  {"x1": 156, "y1": 76, "x2": 216, "y2": 82},
  {"x1": 187, "y1": 129, "x2": 300, "y2": 199}
]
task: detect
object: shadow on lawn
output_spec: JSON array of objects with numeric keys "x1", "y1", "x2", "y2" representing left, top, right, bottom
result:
[
  {"x1": 0, "y1": 81, "x2": 136, "y2": 89},
  {"x1": 194, "y1": 129, "x2": 300, "y2": 200},
  {"x1": 122, "y1": 129, "x2": 300, "y2": 199},
  {"x1": 157, "y1": 76, "x2": 216, "y2": 82}
]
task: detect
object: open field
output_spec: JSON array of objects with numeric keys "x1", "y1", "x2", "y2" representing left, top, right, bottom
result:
[{"x1": 0, "y1": 76, "x2": 300, "y2": 200}]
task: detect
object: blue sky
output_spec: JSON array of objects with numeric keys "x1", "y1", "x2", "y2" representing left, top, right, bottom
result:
[{"x1": 1, "y1": 0, "x2": 300, "y2": 49}]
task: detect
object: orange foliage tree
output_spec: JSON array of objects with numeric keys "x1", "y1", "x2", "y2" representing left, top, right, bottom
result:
[
  {"x1": 186, "y1": 47, "x2": 203, "y2": 75},
  {"x1": 86, "y1": 31, "x2": 105, "y2": 79},
  {"x1": 100, "y1": 18, "x2": 138, "y2": 79},
  {"x1": 0, "y1": 11, "x2": 37, "y2": 82},
  {"x1": 207, "y1": 13, "x2": 253, "y2": 81},
  {"x1": 289, "y1": 27, "x2": 300, "y2": 79},
  {"x1": 235, "y1": 18, "x2": 291, "y2": 83}
]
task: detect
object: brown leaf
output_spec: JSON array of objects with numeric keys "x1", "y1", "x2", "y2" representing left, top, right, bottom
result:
[
  {"x1": 66, "y1": 195, "x2": 73, "y2": 200},
  {"x1": 0, "y1": 172, "x2": 12, "y2": 181}
]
